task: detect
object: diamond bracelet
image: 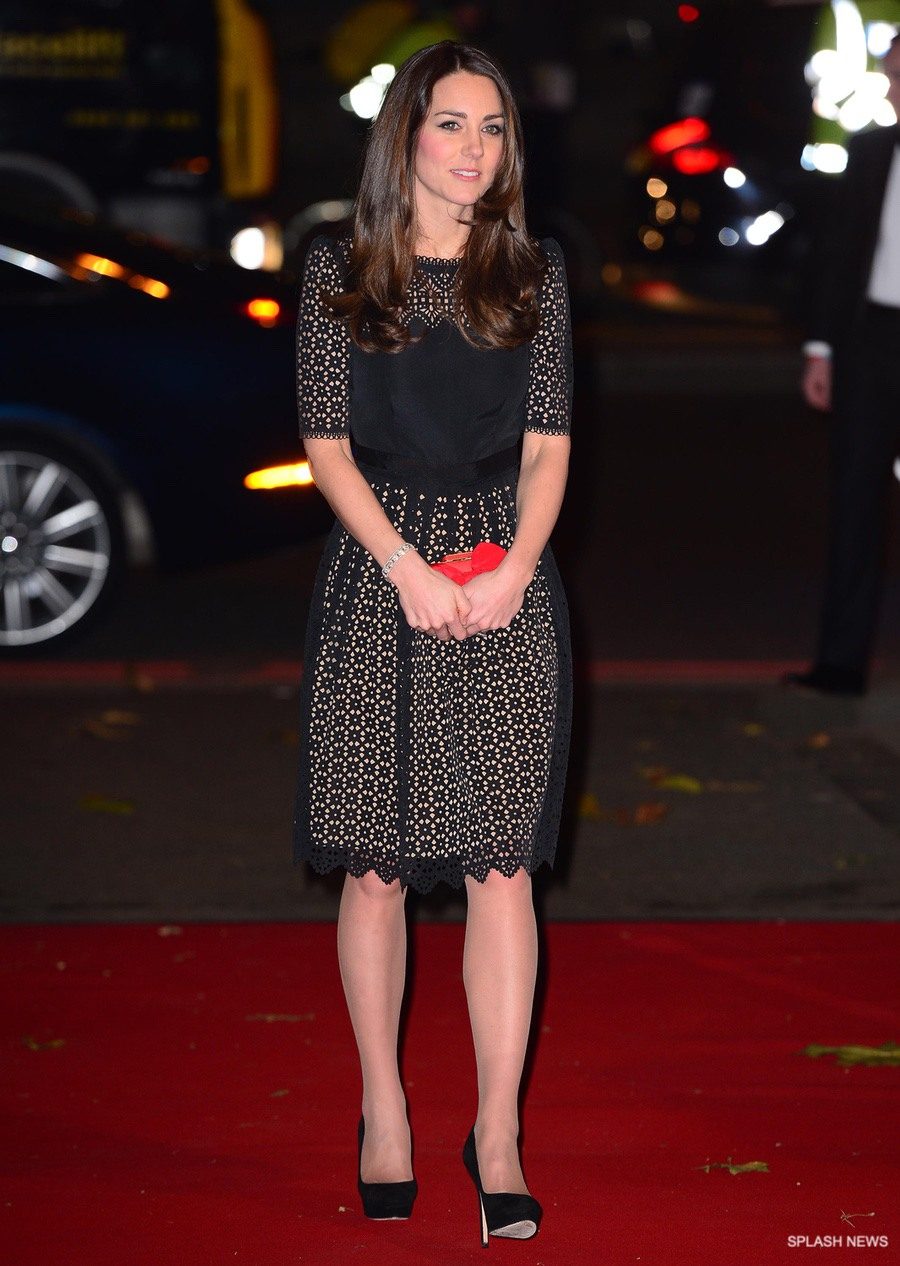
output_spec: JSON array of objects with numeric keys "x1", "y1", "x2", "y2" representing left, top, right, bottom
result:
[{"x1": 381, "y1": 541, "x2": 416, "y2": 578}]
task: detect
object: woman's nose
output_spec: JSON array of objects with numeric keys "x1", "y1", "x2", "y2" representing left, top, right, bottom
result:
[{"x1": 461, "y1": 130, "x2": 484, "y2": 158}]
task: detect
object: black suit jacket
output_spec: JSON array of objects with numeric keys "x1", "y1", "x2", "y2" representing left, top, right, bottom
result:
[{"x1": 807, "y1": 125, "x2": 898, "y2": 353}]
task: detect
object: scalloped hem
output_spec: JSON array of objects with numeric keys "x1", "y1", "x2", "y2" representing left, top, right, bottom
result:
[{"x1": 293, "y1": 847, "x2": 556, "y2": 894}]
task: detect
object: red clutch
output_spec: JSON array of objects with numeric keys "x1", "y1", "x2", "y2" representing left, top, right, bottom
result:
[{"x1": 429, "y1": 542, "x2": 507, "y2": 585}]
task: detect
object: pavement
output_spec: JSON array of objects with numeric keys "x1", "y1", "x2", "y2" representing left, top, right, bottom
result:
[{"x1": 3, "y1": 661, "x2": 899, "y2": 925}]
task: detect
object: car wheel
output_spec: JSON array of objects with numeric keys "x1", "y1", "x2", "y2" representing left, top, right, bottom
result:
[{"x1": 0, "y1": 436, "x2": 125, "y2": 655}]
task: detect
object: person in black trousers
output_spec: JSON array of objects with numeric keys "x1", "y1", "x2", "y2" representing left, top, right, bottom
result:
[{"x1": 785, "y1": 34, "x2": 900, "y2": 698}]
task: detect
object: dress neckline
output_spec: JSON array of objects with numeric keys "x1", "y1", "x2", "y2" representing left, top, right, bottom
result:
[{"x1": 415, "y1": 254, "x2": 463, "y2": 265}]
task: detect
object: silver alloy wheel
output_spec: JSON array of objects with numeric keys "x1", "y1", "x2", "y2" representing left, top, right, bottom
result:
[{"x1": 0, "y1": 449, "x2": 112, "y2": 647}]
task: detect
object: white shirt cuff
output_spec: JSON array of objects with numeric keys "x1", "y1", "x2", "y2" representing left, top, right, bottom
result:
[{"x1": 802, "y1": 340, "x2": 832, "y2": 359}]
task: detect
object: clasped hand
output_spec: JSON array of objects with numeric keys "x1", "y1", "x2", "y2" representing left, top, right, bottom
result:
[{"x1": 392, "y1": 554, "x2": 526, "y2": 641}]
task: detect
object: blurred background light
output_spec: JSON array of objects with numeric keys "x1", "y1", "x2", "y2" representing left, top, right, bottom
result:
[
  {"x1": 723, "y1": 166, "x2": 746, "y2": 189},
  {"x1": 346, "y1": 74, "x2": 387, "y2": 119},
  {"x1": 655, "y1": 199, "x2": 677, "y2": 222},
  {"x1": 867, "y1": 21, "x2": 898, "y2": 56},
  {"x1": 800, "y1": 141, "x2": 849, "y2": 173},
  {"x1": 672, "y1": 146, "x2": 722, "y2": 175},
  {"x1": 803, "y1": 2, "x2": 898, "y2": 161},
  {"x1": 744, "y1": 210, "x2": 785, "y2": 247},
  {"x1": 244, "y1": 462, "x2": 314, "y2": 490},
  {"x1": 649, "y1": 117, "x2": 710, "y2": 155}
]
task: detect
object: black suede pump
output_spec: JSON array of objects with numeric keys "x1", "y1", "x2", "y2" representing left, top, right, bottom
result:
[
  {"x1": 462, "y1": 1126, "x2": 542, "y2": 1247},
  {"x1": 356, "y1": 1116, "x2": 418, "y2": 1220}
]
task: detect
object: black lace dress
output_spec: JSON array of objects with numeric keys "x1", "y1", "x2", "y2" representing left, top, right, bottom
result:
[{"x1": 291, "y1": 235, "x2": 573, "y2": 893}]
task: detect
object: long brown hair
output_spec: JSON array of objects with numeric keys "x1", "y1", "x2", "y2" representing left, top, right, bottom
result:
[{"x1": 323, "y1": 40, "x2": 547, "y2": 353}]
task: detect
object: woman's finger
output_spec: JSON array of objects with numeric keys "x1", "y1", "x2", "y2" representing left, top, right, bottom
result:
[{"x1": 446, "y1": 616, "x2": 469, "y2": 641}]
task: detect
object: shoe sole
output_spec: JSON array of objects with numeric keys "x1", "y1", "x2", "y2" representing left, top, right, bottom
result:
[{"x1": 491, "y1": 1219, "x2": 538, "y2": 1239}]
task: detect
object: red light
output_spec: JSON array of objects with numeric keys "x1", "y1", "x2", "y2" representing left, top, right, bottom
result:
[
  {"x1": 243, "y1": 297, "x2": 282, "y2": 327},
  {"x1": 648, "y1": 117, "x2": 710, "y2": 155},
  {"x1": 672, "y1": 146, "x2": 723, "y2": 175},
  {"x1": 678, "y1": 4, "x2": 700, "y2": 20}
]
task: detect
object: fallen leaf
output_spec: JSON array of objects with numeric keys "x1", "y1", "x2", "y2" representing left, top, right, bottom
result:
[
  {"x1": 246, "y1": 1012, "x2": 315, "y2": 1023},
  {"x1": 657, "y1": 774, "x2": 703, "y2": 794},
  {"x1": 22, "y1": 1035, "x2": 66, "y2": 1051},
  {"x1": 79, "y1": 794, "x2": 135, "y2": 815},
  {"x1": 78, "y1": 709, "x2": 142, "y2": 740},
  {"x1": 578, "y1": 792, "x2": 603, "y2": 820},
  {"x1": 802, "y1": 1042, "x2": 900, "y2": 1068},
  {"x1": 614, "y1": 802, "x2": 668, "y2": 826},
  {"x1": 632, "y1": 801, "x2": 669, "y2": 825},
  {"x1": 695, "y1": 1156, "x2": 770, "y2": 1175},
  {"x1": 637, "y1": 766, "x2": 703, "y2": 792}
]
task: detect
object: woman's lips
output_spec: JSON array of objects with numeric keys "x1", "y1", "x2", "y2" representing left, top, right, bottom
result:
[{"x1": 450, "y1": 169, "x2": 481, "y2": 181}]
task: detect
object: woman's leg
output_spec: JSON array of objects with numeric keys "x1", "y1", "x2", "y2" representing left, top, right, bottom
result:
[
  {"x1": 463, "y1": 868, "x2": 538, "y2": 1194},
  {"x1": 337, "y1": 870, "x2": 413, "y2": 1182}
]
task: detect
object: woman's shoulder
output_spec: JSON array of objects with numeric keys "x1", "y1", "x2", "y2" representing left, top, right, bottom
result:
[
  {"x1": 301, "y1": 234, "x2": 353, "y2": 291},
  {"x1": 536, "y1": 236, "x2": 565, "y2": 268},
  {"x1": 304, "y1": 233, "x2": 352, "y2": 263}
]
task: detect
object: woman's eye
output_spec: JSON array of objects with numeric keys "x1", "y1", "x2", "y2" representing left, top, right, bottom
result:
[{"x1": 437, "y1": 121, "x2": 504, "y2": 135}]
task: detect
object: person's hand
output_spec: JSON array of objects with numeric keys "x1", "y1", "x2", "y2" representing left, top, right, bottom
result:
[
  {"x1": 802, "y1": 355, "x2": 832, "y2": 412},
  {"x1": 460, "y1": 561, "x2": 530, "y2": 634},
  {"x1": 389, "y1": 551, "x2": 472, "y2": 641}
]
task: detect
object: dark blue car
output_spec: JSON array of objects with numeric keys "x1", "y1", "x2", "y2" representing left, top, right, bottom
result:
[{"x1": 0, "y1": 209, "x2": 329, "y2": 654}]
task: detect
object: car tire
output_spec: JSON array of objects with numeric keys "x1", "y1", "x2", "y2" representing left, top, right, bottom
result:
[{"x1": 0, "y1": 431, "x2": 126, "y2": 656}]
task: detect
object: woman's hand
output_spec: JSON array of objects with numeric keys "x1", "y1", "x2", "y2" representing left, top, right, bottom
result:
[
  {"x1": 389, "y1": 551, "x2": 472, "y2": 641},
  {"x1": 460, "y1": 559, "x2": 531, "y2": 634},
  {"x1": 802, "y1": 355, "x2": 832, "y2": 412}
]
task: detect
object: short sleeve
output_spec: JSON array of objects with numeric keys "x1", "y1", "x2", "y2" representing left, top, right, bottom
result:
[
  {"x1": 524, "y1": 237, "x2": 573, "y2": 436},
  {"x1": 296, "y1": 235, "x2": 351, "y2": 439}
]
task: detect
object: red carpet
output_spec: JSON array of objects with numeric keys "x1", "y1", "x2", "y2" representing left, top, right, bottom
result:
[{"x1": 3, "y1": 921, "x2": 898, "y2": 1265}]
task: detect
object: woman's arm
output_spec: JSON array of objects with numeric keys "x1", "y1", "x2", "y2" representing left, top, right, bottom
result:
[
  {"x1": 462, "y1": 235, "x2": 573, "y2": 632},
  {"x1": 304, "y1": 436, "x2": 472, "y2": 641},
  {"x1": 296, "y1": 237, "x2": 470, "y2": 642},
  {"x1": 460, "y1": 431, "x2": 570, "y2": 632}
]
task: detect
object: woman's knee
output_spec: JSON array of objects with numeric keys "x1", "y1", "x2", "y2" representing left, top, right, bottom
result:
[
  {"x1": 344, "y1": 870, "x2": 406, "y2": 904},
  {"x1": 465, "y1": 866, "x2": 533, "y2": 901}
]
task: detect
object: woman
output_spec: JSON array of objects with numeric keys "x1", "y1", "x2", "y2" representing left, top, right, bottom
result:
[{"x1": 292, "y1": 39, "x2": 572, "y2": 1246}]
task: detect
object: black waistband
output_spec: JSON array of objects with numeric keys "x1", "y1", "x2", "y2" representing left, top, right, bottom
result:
[{"x1": 351, "y1": 442, "x2": 520, "y2": 483}]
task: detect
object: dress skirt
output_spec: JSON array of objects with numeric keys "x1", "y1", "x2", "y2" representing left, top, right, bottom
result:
[{"x1": 291, "y1": 444, "x2": 572, "y2": 894}]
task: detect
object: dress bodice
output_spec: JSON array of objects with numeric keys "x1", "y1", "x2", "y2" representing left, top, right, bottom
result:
[{"x1": 296, "y1": 236, "x2": 572, "y2": 463}]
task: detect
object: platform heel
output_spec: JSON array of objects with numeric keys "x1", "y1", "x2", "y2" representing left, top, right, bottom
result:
[
  {"x1": 357, "y1": 1116, "x2": 418, "y2": 1220},
  {"x1": 462, "y1": 1126, "x2": 542, "y2": 1246}
]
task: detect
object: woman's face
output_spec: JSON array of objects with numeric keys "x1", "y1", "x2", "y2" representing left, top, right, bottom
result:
[{"x1": 413, "y1": 70, "x2": 506, "y2": 221}]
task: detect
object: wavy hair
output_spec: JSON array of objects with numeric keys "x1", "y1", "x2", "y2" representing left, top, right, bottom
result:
[{"x1": 323, "y1": 40, "x2": 547, "y2": 353}]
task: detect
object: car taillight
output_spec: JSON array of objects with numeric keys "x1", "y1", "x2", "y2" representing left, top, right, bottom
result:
[{"x1": 242, "y1": 298, "x2": 282, "y2": 327}]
